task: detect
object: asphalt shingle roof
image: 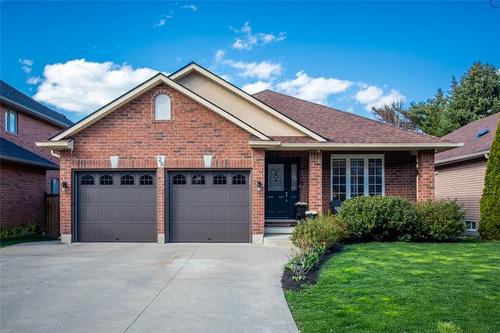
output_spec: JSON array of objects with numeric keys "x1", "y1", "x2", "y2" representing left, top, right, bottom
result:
[
  {"x1": 0, "y1": 137, "x2": 58, "y2": 169},
  {"x1": 0, "y1": 80, "x2": 73, "y2": 127},
  {"x1": 253, "y1": 90, "x2": 453, "y2": 144},
  {"x1": 436, "y1": 112, "x2": 499, "y2": 163}
]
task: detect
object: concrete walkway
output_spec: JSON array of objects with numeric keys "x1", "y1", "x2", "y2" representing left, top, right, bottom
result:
[{"x1": 0, "y1": 242, "x2": 297, "y2": 333}]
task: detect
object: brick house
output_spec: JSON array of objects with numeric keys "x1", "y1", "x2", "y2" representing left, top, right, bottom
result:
[
  {"x1": 37, "y1": 63, "x2": 461, "y2": 244},
  {"x1": 0, "y1": 80, "x2": 73, "y2": 228},
  {"x1": 435, "y1": 113, "x2": 499, "y2": 233}
]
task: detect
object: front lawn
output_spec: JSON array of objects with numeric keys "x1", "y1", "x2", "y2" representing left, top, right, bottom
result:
[{"x1": 285, "y1": 242, "x2": 500, "y2": 333}]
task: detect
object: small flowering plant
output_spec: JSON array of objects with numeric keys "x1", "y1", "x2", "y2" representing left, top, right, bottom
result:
[
  {"x1": 294, "y1": 201, "x2": 308, "y2": 208},
  {"x1": 305, "y1": 210, "x2": 318, "y2": 219}
]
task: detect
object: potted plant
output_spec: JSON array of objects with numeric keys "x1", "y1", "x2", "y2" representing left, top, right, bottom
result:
[
  {"x1": 294, "y1": 202, "x2": 308, "y2": 220},
  {"x1": 305, "y1": 210, "x2": 318, "y2": 219}
]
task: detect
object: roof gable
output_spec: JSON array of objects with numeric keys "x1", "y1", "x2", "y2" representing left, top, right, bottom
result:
[
  {"x1": 169, "y1": 63, "x2": 326, "y2": 142},
  {"x1": 50, "y1": 74, "x2": 270, "y2": 141}
]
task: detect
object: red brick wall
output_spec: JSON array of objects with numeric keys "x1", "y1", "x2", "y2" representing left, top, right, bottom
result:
[
  {"x1": 252, "y1": 149, "x2": 265, "y2": 235},
  {"x1": 1, "y1": 105, "x2": 62, "y2": 164},
  {"x1": 0, "y1": 161, "x2": 46, "y2": 227},
  {"x1": 308, "y1": 151, "x2": 323, "y2": 211},
  {"x1": 1, "y1": 105, "x2": 65, "y2": 228},
  {"x1": 321, "y1": 151, "x2": 419, "y2": 211},
  {"x1": 58, "y1": 84, "x2": 260, "y2": 241},
  {"x1": 417, "y1": 150, "x2": 435, "y2": 201}
]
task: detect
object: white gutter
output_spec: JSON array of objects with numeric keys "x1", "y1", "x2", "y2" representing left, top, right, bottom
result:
[
  {"x1": 36, "y1": 139, "x2": 74, "y2": 151},
  {"x1": 249, "y1": 141, "x2": 463, "y2": 151},
  {"x1": 435, "y1": 149, "x2": 489, "y2": 166}
]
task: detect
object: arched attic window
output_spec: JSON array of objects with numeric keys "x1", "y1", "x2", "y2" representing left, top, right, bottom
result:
[{"x1": 155, "y1": 94, "x2": 171, "y2": 120}]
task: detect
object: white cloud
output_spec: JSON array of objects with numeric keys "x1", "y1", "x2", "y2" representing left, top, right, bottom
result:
[
  {"x1": 365, "y1": 89, "x2": 406, "y2": 110},
  {"x1": 155, "y1": 12, "x2": 173, "y2": 27},
  {"x1": 26, "y1": 76, "x2": 42, "y2": 85},
  {"x1": 180, "y1": 4, "x2": 198, "y2": 11},
  {"x1": 230, "y1": 22, "x2": 286, "y2": 50},
  {"x1": 242, "y1": 81, "x2": 273, "y2": 94},
  {"x1": 355, "y1": 85, "x2": 383, "y2": 104},
  {"x1": 275, "y1": 71, "x2": 352, "y2": 103},
  {"x1": 214, "y1": 49, "x2": 225, "y2": 63},
  {"x1": 225, "y1": 60, "x2": 282, "y2": 80},
  {"x1": 33, "y1": 59, "x2": 158, "y2": 115},
  {"x1": 19, "y1": 58, "x2": 34, "y2": 73}
]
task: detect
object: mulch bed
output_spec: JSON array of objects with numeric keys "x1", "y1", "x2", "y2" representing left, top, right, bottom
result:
[{"x1": 282, "y1": 244, "x2": 344, "y2": 291}]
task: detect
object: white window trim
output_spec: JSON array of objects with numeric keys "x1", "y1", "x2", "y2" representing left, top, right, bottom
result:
[
  {"x1": 465, "y1": 220, "x2": 477, "y2": 232},
  {"x1": 330, "y1": 154, "x2": 385, "y2": 201},
  {"x1": 5, "y1": 109, "x2": 18, "y2": 134}
]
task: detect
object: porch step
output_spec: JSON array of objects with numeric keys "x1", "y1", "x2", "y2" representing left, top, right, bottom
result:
[
  {"x1": 265, "y1": 219, "x2": 298, "y2": 227},
  {"x1": 263, "y1": 234, "x2": 292, "y2": 247},
  {"x1": 265, "y1": 226, "x2": 295, "y2": 234}
]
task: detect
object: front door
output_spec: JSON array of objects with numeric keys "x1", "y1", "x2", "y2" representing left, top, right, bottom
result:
[{"x1": 265, "y1": 159, "x2": 299, "y2": 219}]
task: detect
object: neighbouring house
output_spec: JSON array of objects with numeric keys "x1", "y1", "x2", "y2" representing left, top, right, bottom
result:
[
  {"x1": 435, "y1": 112, "x2": 499, "y2": 233},
  {"x1": 36, "y1": 63, "x2": 461, "y2": 244},
  {"x1": 0, "y1": 80, "x2": 73, "y2": 229}
]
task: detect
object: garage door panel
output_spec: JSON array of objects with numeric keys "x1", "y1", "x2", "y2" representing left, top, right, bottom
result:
[
  {"x1": 169, "y1": 171, "x2": 250, "y2": 243},
  {"x1": 77, "y1": 171, "x2": 156, "y2": 242}
]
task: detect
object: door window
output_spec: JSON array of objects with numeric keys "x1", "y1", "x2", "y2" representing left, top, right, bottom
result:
[{"x1": 268, "y1": 164, "x2": 284, "y2": 191}]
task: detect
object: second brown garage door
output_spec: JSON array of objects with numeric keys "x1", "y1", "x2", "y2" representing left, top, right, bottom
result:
[{"x1": 168, "y1": 171, "x2": 250, "y2": 243}]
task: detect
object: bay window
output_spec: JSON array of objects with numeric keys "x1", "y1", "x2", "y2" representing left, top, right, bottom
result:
[{"x1": 331, "y1": 155, "x2": 384, "y2": 205}]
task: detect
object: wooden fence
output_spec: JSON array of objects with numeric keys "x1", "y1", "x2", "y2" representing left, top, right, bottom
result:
[{"x1": 45, "y1": 193, "x2": 60, "y2": 238}]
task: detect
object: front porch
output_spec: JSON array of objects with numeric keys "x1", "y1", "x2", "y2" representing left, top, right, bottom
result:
[{"x1": 259, "y1": 149, "x2": 436, "y2": 238}]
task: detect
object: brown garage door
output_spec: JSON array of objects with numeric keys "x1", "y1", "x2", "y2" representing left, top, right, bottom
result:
[
  {"x1": 168, "y1": 171, "x2": 250, "y2": 243},
  {"x1": 76, "y1": 171, "x2": 156, "y2": 242}
]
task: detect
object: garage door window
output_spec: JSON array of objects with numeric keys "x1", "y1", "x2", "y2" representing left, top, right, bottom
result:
[
  {"x1": 232, "y1": 174, "x2": 246, "y2": 185},
  {"x1": 99, "y1": 175, "x2": 113, "y2": 185},
  {"x1": 81, "y1": 175, "x2": 94, "y2": 185},
  {"x1": 191, "y1": 174, "x2": 205, "y2": 185},
  {"x1": 120, "y1": 175, "x2": 135, "y2": 185},
  {"x1": 213, "y1": 174, "x2": 227, "y2": 185},
  {"x1": 140, "y1": 175, "x2": 154, "y2": 185},
  {"x1": 173, "y1": 174, "x2": 186, "y2": 185}
]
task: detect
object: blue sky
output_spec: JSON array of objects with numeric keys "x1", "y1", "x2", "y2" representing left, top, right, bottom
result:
[{"x1": 1, "y1": 1, "x2": 499, "y2": 122}]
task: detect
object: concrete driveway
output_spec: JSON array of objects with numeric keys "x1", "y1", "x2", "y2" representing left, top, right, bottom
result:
[{"x1": 0, "y1": 242, "x2": 297, "y2": 333}]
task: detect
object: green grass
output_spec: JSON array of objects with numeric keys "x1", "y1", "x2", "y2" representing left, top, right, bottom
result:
[
  {"x1": 285, "y1": 242, "x2": 500, "y2": 333},
  {"x1": 0, "y1": 235, "x2": 51, "y2": 248}
]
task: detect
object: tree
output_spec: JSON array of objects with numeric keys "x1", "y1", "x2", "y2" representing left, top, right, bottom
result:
[
  {"x1": 371, "y1": 102, "x2": 414, "y2": 130},
  {"x1": 406, "y1": 89, "x2": 449, "y2": 136},
  {"x1": 479, "y1": 123, "x2": 500, "y2": 240},
  {"x1": 446, "y1": 62, "x2": 500, "y2": 131}
]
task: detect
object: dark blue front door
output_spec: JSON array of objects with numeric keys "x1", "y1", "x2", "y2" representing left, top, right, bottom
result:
[{"x1": 265, "y1": 159, "x2": 299, "y2": 219}]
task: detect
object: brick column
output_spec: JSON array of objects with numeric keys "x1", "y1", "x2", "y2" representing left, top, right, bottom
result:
[
  {"x1": 156, "y1": 168, "x2": 165, "y2": 243},
  {"x1": 308, "y1": 151, "x2": 323, "y2": 212},
  {"x1": 59, "y1": 152, "x2": 72, "y2": 243},
  {"x1": 252, "y1": 149, "x2": 265, "y2": 243},
  {"x1": 417, "y1": 150, "x2": 435, "y2": 202}
]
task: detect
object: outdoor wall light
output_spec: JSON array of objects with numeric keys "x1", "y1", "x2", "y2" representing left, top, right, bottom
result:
[
  {"x1": 256, "y1": 181, "x2": 263, "y2": 192},
  {"x1": 61, "y1": 181, "x2": 68, "y2": 192}
]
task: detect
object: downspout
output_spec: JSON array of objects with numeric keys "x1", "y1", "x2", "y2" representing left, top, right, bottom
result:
[{"x1": 51, "y1": 150, "x2": 60, "y2": 158}]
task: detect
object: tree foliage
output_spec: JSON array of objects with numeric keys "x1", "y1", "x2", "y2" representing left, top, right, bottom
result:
[
  {"x1": 371, "y1": 102, "x2": 414, "y2": 130},
  {"x1": 372, "y1": 62, "x2": 500, "y2": 136},
  {"x1": 479, "y1": 124, "x2": 500, "y2": 240}
]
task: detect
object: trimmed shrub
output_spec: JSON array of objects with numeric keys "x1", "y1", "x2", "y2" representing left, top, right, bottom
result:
[
  {"x1": 337, "y1": 196, "x2": 420, "y2": 241},
  {"x1": 479, "y1": 123, "x2": 500, "y2": 240},
  {"x1": 416, "y1": 200, "x2": 466, "y2": 241},
  {"x1": 290, "y1": 213, "x2": 347, "y2": 250},
  {"x1": 0, "y1": 223, "x2": 39, "y2": 240}
]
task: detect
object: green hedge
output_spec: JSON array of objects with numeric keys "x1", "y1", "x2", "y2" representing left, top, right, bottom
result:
[
  {"x1": 336, "y1": 196, "x2": 466, "y2": 242},
  {"x1": 479, "y1": 123, "x2": 500, "y2": 240},
  {"x1": 0, "y1": 223, "x2": 39, "y2": 240},
  {"x1": 290, "y1": 213, "x2": 347, "y2": 250},
  {"x1": 416, "y1": 200, "x2": 465, "y2": 241},
  {"x1": 336, "y1": 196, "x2": 420, "y2": 241}
]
